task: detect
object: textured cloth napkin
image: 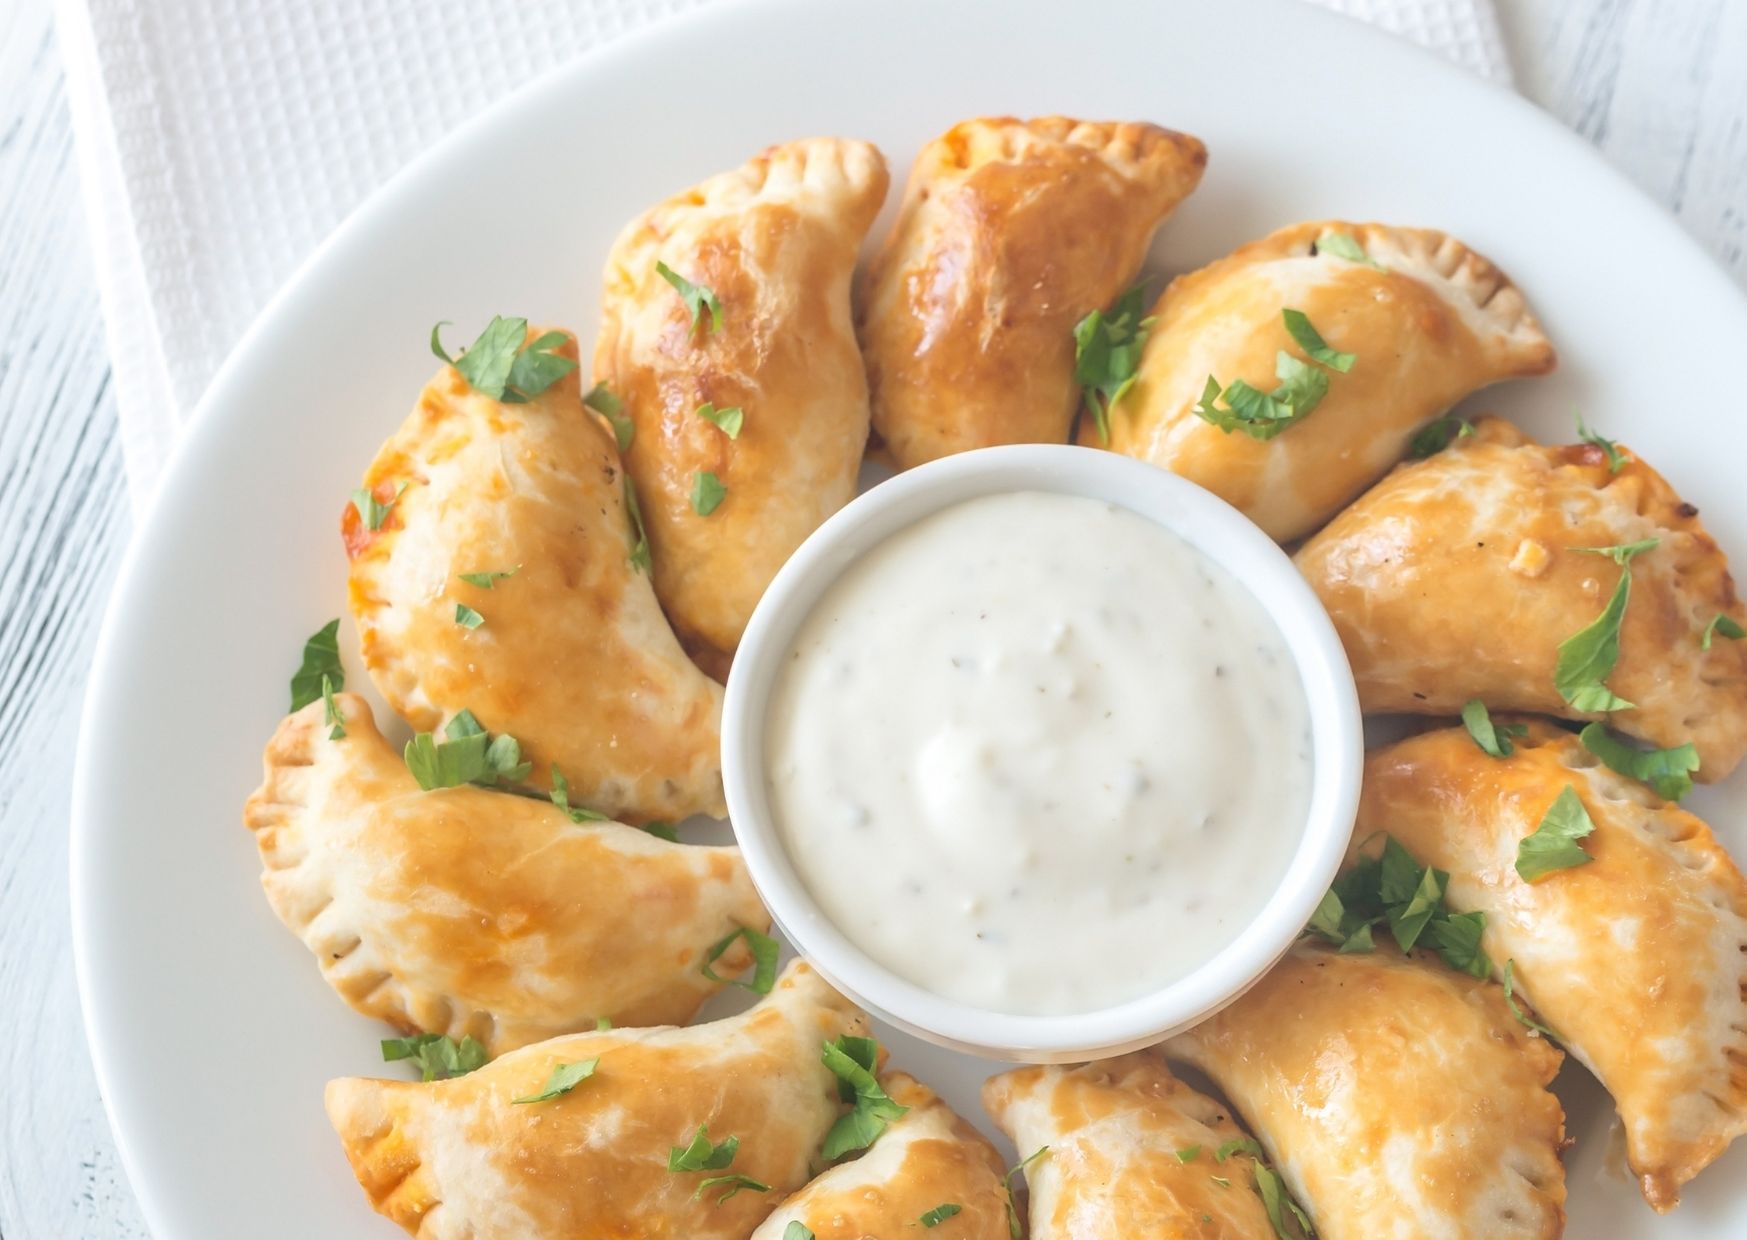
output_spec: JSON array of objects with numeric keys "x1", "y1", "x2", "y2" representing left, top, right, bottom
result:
[{"x1": 56, "y1": 0, "x2": 1512, "y2": 510}]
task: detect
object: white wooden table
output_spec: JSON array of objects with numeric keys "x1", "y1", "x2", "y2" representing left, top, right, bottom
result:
[{"x1": 1, "y1": 0, "x2": 1742, "y2": 1235}]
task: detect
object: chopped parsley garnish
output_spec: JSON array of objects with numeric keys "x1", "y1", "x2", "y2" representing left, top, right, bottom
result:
[
  {"x1": 701, "y1": 925, "x2": 780, "y2": 994},
  {"x1": 1578, "y1": 723, "x2": 1698, "y2": 801},
  {"x1": 656, "y1": 261, "x2": 723, "y2": 334},
  {"x1": 695, "y1": 402, "x2": 745, "y2": 439},
  {"x1": 1072, "y1": 282, "x2": 1155, "y2": 444},
  {"x1": 1215, "y1": 1138, "x2": 1264, "y2": 1163},
  {"x1": 1310, "y1": 836, "x2": 1492, "y2": 977},
  {"x1": 1703, "y1": 613, "x2": 1745, "y2": 650},
  {"x1": 1575, "y1": 412, "x2": 1629, "y2": 474},
  {"x1": 643, "y1": 821, "x2": 679, "y2": 842},
  {"x1": 1554, "y1": 539, "x2": 1657, "y2": 712},
  {"x1": 1461, "y1": 699, "x2": 1526, "y2": 758},
  {"x1": 585, "y1": 381, "x2": 635, "y2": 452},
  {"x1": 1502, "y1": 959, "x2": 1558, "y2": 1039},
  {"x1": 1315, "y1": 231, "x2": 1384, "y2": 269},
  {"x1": 550, "y1": 767, "x2": 608, "y2": 823},
  {"x1": 454, "y1": 604, "x2": 485, "y2": 629},
  {"x1": 696, "y1": 1174, "x2": 768, "y2": 1204},
  {"x1": 1175, "y1": 1144, "x2": 1203, "y2": 1162},
  {"x1": 380, "y1": 1033, "x2": 487, "y2": 1081},
  {"x1": 321, "y1": 675, "x2": 346, "y2": 740},
  {"x1": 458, "y1": 566, "x2": 519, "y2": 589},
  {"x1": 403, "y1": 709, "x2": 531, "y2": 790},
  {"x1": 350, "y1": 481, "x2": 408, "y2": 532},
  {"x1": 1426, "y1": 910, "x2": 1491, "y2": 978},
  {"x1": 1211, "y1": 1176, "x2": 1232, "y2": 1189},
  {"x1": 691, "y1": 470, "x2": 727, "y2": 516},
  {"x1": 668, "y1": 1125, "x2": 740, "y2": 1172},
  {"x1": 290, "y1": 618, "x2": 345, "y2": 711},
  {"x1": 623, "y1": 475, "x2": 652, "y2": 572},
  {"x1": 1004, "y1": 1147, "x2": 1049, "y2": 1240},
  {"x1": 1515, "y1": 785, "x2": 1596, "y2": 881},
  {"x1": 1281, "y1": 308, "x2": 1355, "y2": 372},
  {"x1": 920, "y1": 1203, "x2": 963, "y2": 1226},
  {"x1": 1407, "y1": 414, "x2": 1475, "y2": 459},
  {"x1": 431, "y1": 317, "x2": 577, "y2": 403},
  {"x1": 1193, "y1": 355, "x2": 1328, "y2": 441},
  {"x1": 1254, "y1": 1164, "x2": 1312, "y2": 1239},
  {"x1": 784, "y1": 1225, "x2": 815, "y2": 1240},
  {"x1": 821, "y1": 1035, "x2": 909, "y2": 1159},
  {"x1": 595, "y1": 1016, "x2": 613, "y2": 1031},
  {"x1": 511, "y1": 1058, "x2": 598, "y2": 1104}
]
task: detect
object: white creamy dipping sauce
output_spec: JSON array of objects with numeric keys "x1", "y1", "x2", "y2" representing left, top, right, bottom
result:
[{"x1": 764, "y1": 490, "x2": 1314, "y2": 1016}]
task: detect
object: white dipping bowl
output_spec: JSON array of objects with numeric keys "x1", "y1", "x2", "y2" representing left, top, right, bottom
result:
[{"x1": 723, "y1": 444, "x2": 1362, "y2": 1062}]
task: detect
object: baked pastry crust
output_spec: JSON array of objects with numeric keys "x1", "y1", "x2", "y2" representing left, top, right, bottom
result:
[
  {"x1": 858, "y1": 116, "x2": 1207, "y2": 469},
  {"x1": 984, "y1": 1054, "x2": 1278, "y2": 1238},
  {"x1": 752, "y1": 1073, "x2": 1009, "y2": 1239},
  {"x1": 595, "y1": 138, "x2": 889, "y2": 671},
  {"x1": 343, "y1": 329, "x2": 725, "y2": 821},
  {"x1": 1166, "y1": 943, "x2": 1567, "y2": 1239},
  {"x1": 326, "y1": 961, "x2": 867, "y2": 1239},
  {"x1": 1099, "y1": 221, "x2": 1555, "y2": 540},
  {"x1": 1356, "y1": 722, "x2": 1747, "y2": 1210},
  {"x1": 1296, "y1": 416, "x2": 1747, "y2": 779},
  {"x1": 243, "y1": 693, "x2": 767, "y2": 1054}
]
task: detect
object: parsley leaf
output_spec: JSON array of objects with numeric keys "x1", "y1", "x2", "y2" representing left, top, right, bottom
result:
[
  {"x1": 350, "y1": 481, "x2": 409, "y2": 532},
  {"x1": 1004, "y1": 1147, "x2": 1049, "y2": 1240},
  {"x1": 290, "y1": 618, "x2": 345, "y2": 711},
  {"x1": 691, "y1": 470, "x2": 727, "y2": 516},
  {"x1": 784, "y1": 1225, "x2": 816, "y2": 1240},
  {"x1": 643, "y1": 821, "x2": 679, "y2": 842},
  {"x1": 1461, "y1": 699, "x2": 1527, "y2": 758},
  {"x1": 1211, "y1": 1176, "x2": 1232, "y2": 1188},
  {"x1": 1194, "y1": 352, "x2": 1330, "y2": 441},
  {"x1": 695, "y1": 402, "x2": 745, "y2": 439},
  {"x1": 1407, "y1": 414, "x2": 1475, "y2": 459},
  {"x1": 701, "y1": 925, "x2": 780, "y2": 994},
  {"x1": 1304, "y1": 887, "x2": 1376, "y2": 954},
  {"x1": 1388, "y1": 864, "x2": 1446, "y2": 952},
  {"x1": 1281, "y1": 308, "x2": 1355, "y2": 372},
  {"x1": 403, "y1": 710, "x2": 531, "y2": 790},
  {"x1": 1502, "y1": 959, "x2": 1558, "y2": 1040},
  {"x1": 668, "y1": 1125, "x2": 740, "y2": 1172},
  {"x1": 511, "y1": 1058, "x2": 598, "y2": 1105},
  {"x1": 921, "y1": 1203, "x2": 963, "y2": 1226},
  {"x1": 1314, "y1": 836, "x2": 1490, "y2": 977},
  {"x1": 1516, "y1": 785, "x2": 1596, "y2": 881},
  {"x1": 1702, "y1": 613, "x2": 1745, "y2": 650},
  {"x1": 584, "y1": 381, "x2": 636, "y2": 452},
  {"x1": 1578, "y1": 723, "x2": 1698, "y2": 801},
  {"x1": 550, "y1": 766, "x2": 608, "y2": 823},
  {"x1": 431, "y1": 317, "x2": 577, "y2": 402},
  {"x1": 821, "y1": 1035, "x2": 909, "y2": 1159},
  {"x1": 623, "y1": 475, "x2": 652, "y2": 572},
  {"x1": 381, "y1": 1033, "x2": 487, "y2": 1081},
  {"x1": 1215, "y1": 1138, "x2": 1265, "y2": 1163},
  {"x1": 454, "y1": 604, "x2": 485, "y2": 629},
  {"x1": 458, "y1": 566, "x2": 519, "y2": 589},
  {"x1": 1254, "y1": 1164, "x2": 1310, "y2": 1240},
  {"x1": 1554, "y1": 542, "x2": 1656, "y2": 712},
  {"x1": 1575, "y1": 412, "x2": 1630, "y2": 474},
  {"x1": 657, "y1": 261, "x2": 723, "y2": 334},
  {"x1": 1073, "y1": 282, "x2": 1155, "y2": 443},
  {"x1": 1426, "y1": 910, "x2": 1492, "y2": 978},
  {"x1": 321, "y1": 675, "x2": 346, "y2": 740},
  {"x1": 696, "y1": 1173, "x2": 769, "y2": 1204},
  {"x1": 503, "y1": 331, "x2": 577, "y2": 404},
  {"x1": 1315, "y1": 231, "x2": 1384, "y2": 269},
  {"x1": 1176, "y1": 1145, "x2": 1203, "y2": 1162}
]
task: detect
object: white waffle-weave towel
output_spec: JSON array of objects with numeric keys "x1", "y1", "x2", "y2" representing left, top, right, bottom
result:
[{"x1": 56, "y1": 0, "x2": 1512, "y2": 510}]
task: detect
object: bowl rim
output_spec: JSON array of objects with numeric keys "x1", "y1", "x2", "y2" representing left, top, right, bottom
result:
[{"x1": 722, "y1": 443, "x2": 1362, "y2": 1060}]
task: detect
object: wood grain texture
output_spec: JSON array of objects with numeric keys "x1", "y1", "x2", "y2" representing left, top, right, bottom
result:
[{"x1": 0, "y1": 0, "x2": 1741, "y2": 1236}]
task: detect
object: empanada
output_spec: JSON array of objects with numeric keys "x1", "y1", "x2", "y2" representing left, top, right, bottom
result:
[
  {"x1": 857, "y1": 116, "x2": 1207, "y2": 469},
  {"x1": 243, "y1": 693, "x2": 768, "y2": 1054},
  {"x1": 1296, "y1": 416, "x2": 1747, "y2": 779},
  {"x1": 326, "y1": 961, "x2": 867, "y2": 1239},
  {"x1": 1356, "y1": 723, "x2": 1747, "y2": 1210},
  {"x1": 1165, "y1": 943, "x2": 1568, "y2": 1239},
  {"x1": 344, "y1": 328, "x2": 725, "y2": 822},
  {"x1": 752, "y1": 1073, "x2": 1008, "y2": 1239},
  {"x1": 594, "y1": 138, "x2": 889, "y2": 672},
  {"x1": 1098, "y1": 221, "x2": 1555, "y2": 540},
  {"x1": 984, "y1": 1054, "x2": 1280, "y2": 1239}
]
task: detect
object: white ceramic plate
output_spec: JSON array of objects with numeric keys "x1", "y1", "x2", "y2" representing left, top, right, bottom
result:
[{"x1": 72, "y1": 0, "x2": 1747, "y2": 1235}]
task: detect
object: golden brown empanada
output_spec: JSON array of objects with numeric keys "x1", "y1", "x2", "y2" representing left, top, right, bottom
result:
[
  {"x1": 326, "y1": 961, "x2": 867, "y2": 1239},
  {"x1": 344, "y1": 328, "x2": 725, "y2": 822},
  {"x1": 1166, "y1": 943, "x2": 1567, "y2": 1239},
  {"x1": 1356, "y1": 723, "x2": 1747, "y2": 1211},
  {"x1": 1296, "y1": 416, "x2": 1747, "y2": 779},
  {"x1": 752, "y1": 1073, "x2": 1008, "y2": 1239},
  {"x1": 984, "y1": 1054, "x2": 1280, "y2": 1239},
  {"x1": 857, "y1": 116, "x2": 1207, "y2": 469},
  {"x1": 1098, "y1": 221, "x2": 1555, "y2": 540},
  {"x1": 243, "y1": 693, "x2": 768, "y2": 1054},
  {"x1": 594, "y1": 138, "x2": 889, "y2": 672}
]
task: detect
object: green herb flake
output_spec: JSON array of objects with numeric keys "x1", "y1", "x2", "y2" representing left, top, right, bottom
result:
[
  {"x1": 1578, "y1": 723, "x2": 1698, "y2": 801},
  {"x1": 1574, "y1": 538, "x2": 1659, "y2": 567},
  {"x1": 1575, "y1": 412, "x2": 1630, "y2": 474},
  {"x1": 1281, "y1": 308, "x2": 1355, "y2": 372},
  {"x1": 321, "y1": 675, "x2": 346, "y2": 740},
  {"x1": 1193, "y1": 352, "x2": 1331, "y2": 441},
  {"x1": 821, "y1": 1035, "x2": 909, "y2": 1159},
  {"x1": 1388, "y1": 864, "x2": 1446, "y2": 953},
  {"x1": 432, "y1": 317, "x2": 577, "y2": 402},
  {"x1": 656, "y1": 261, "x2": 724, "y2": 334},
  {"x1": 1254, "y1": 1164, "x2": 1310, "y2": 1240},
  {"x1": 403, "y1": 710, "x2": 531, "y2": 791},
  {"x1": 1215, "y1": 1138, "x2": 1265, "y2": 1163},
  {"x1": 1073, "y1": 282, "x2": 1155, "y2": 443},
  {"x1": 643, "y1": 821, "x2": 679, "y2": 842},
  {"x1": 1316, "y1": 231, "x2": 1384, "y2": 269},
  {"x1": 454, "y1": 604, "x2": 485, "y2": 630},
  {"x1": 595, "y1": 1016, "x2": 613, "y2": 1031},
  {"x1": 784, "y1": 1225, "x2": 816, "y2": 1240},
  {"x1": 380, "y1": 1033, "x2": 487, "y2": 1081},
  {"x1": 1702, "y1": 613, "x2": 1745, "y2": 650},
  {"x1": 1175, "y1": 1144, "x2": 1203, "y2": 1163},
  {"x1": 1317, "y1": 835, "x2": 1492, "y2": 978},
  {"x1": 1211, "y1": 1176, "x2": 1232, "y2": 1189},
  {"x1": 351, "y1": 481, "x2": 409, "y2": 532},
  {"x1": 691, "y1": 470, "x2": 727, "y2": 516},
  {"x1": 1427, "y1": 909, "x2": 1492, "y2": 978},
  {"x1": 1502, "y1": 959, "x2": 1559, "y2": 1040},
  {"x1": 511, "y1": 1057, "x2": 598, "y2": 1105},
  {"x1": 1461, "y1": 699, "x2": 1527, "y2": 758},
  {"x1": 668, "y1": 1125, "x2": 740, "y2": 1173},
  {"x1": 624, "y1": 475, "x2": 652, "y2": 572},
  {"x1": 290, "y1": 618, "x2": 345, "y2": 711},
  {"x1": 1407, "y1": 414, "x2": 1476, "y2": 459},
  {"x1": 1554, "y1": 542, "x2": 1656, "y2": 712},
  {"x1": 695, "y1": 402, "x2": 745, "y2": 440},
  {"x1": 458, "y1": 566, "x2": 519, "y2": 589},
  {"x1": 584, "y1": 381, "x2": 636, "y2": 452},
  {"x1": 1516, "y1": 785, "x2": 1597, "y2": 882},
  {"x1": 695, "y1": 1173, "x2": 769, "y2": 1204},
  {"x1": 1004, "y1": 1147, "x2": 1049, "y2": 1240},
  {"x1": 549, "y1": 766, "x2": 609, "y2": 823},
  {"x1": 702, "y1": 925, "x2": 780, "y2": 994},
  {"x1": 920, "y1": 1203, "x2": 963, "y2": 1227}
]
